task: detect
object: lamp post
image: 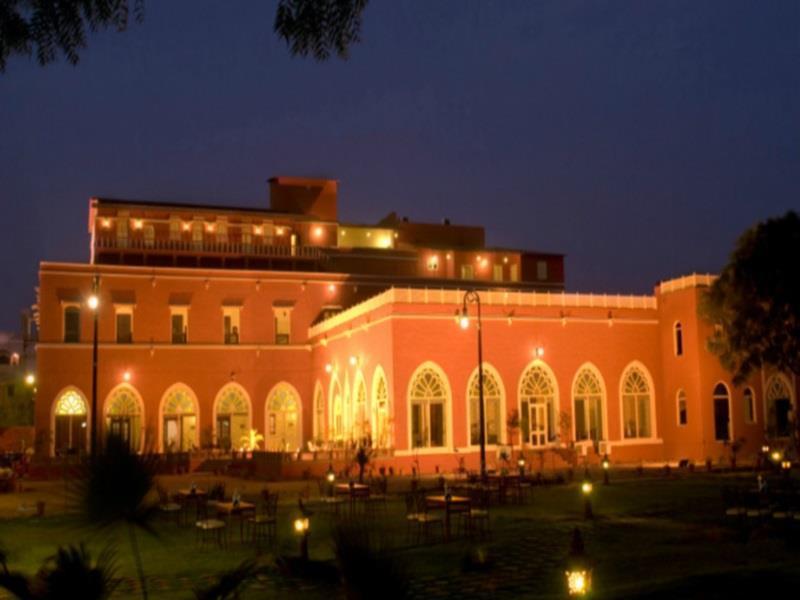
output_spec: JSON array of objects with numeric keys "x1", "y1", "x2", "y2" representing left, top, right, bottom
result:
[
  {"x1": 88, "y1": 275, "x2": 100, "y2": 459},
  {"x1": 581, "y1": 481, "x2": 593, "y2": 520},
  {"x1": 459, "y1": 290, "x2": 486, "y2": 482},
  {"x1": 294, "y1": 516, "x2": 310, "y2": 560}
]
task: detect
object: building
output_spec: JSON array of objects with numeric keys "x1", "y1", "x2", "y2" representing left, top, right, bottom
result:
[
  {"x1": 33, "y1": 178, "x2": 797, "y2": 469},
  {"x1": 0, "y1": 313, "x2": 37, "y2": 451}
]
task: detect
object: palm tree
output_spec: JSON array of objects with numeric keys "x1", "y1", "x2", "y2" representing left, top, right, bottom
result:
[
  {"x1": 240, "y1": 429, "x2": 264, "y2": 451},
  {"x1": 71, "y1": 434, "x2": 159, "y2": 600},
  {"x1": 0, "y1": 543, "x2": 118, "y2": 599},
  {"x1": 193, "y1": 559, "x2": 261, "y2": 600}
]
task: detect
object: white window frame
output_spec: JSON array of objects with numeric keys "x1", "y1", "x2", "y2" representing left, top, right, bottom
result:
[
  {"x1": 169, "y1": 306, "x2": 189, "y2": 344},
  {"x1": 618, "y1": 362, "x2": 657, "y2": 440},
  {"x1": 222, "y1": 306, "x2": 241, "y2": 344},
  {"x1": 272, "y1": 305, "x2": 293, "y2": 344},
  {"x1": 676, "y1": 389, "x2": 688, "y2": 426}
]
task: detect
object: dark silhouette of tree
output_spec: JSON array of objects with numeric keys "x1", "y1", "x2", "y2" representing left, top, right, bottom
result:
[
  {"x1": 274, "y1": 0, "x2": 368, "y2": 61},
  {"x1": 0, "y1": 0, "x2": 144, "y2": 72},
  {"x1": 1, "y1": 0, "x2": 368, "y2": 72},
  {"x1": 71, "y1": 434, "x2": 159, "y2": 600},
  {"x1": 703, "y1": 211, "x2": 800, "y2": 383},
  {"x1": 0, "y1": 544, "x2": 118, "y2": 599}
]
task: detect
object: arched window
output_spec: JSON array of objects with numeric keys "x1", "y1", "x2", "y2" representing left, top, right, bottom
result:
[
  {"x1": 712, "y1": 383, "x2": 731, "y2": 441},
  {"x1": 743, "y1": 387, "x2": 756, "y2": 425},
  {"x1": 621, "y1": 365, "x2": 653, "y2": 439},
  {"x1": 265, "y1": 383, "x2": 301, "y2": 452},
  {"x1": 409, "y1": 364, "x2": 449, "y2": 449},
  {"x1": 53, "y1": 389, "x2": 88, "y2": 455},
  {"x1": 214, "y1": 384, "x2": 250, "y2": 451},
  {"x1": 330, "y1": 379, "x2": 343, "y2": 441},
  {"x1": 372, "y1": 370, "x2": 390, "y2": 448},
  {"x1": 105, "y1": 385, "x2": 142, "y2": 451},
  {"x1": 519, "y1": 363, "x2": 557, "y2": 447},
  {"x1": 677, "y1": 389, "x2": 688, "y2": 426},
  {"x1": 674, "y1": 322, "x2": 683, "y2": 356},
  {"x1": 573, "y1": 367, "x2": 605, "y2": 442},
  {"x1": 467, "y1": 367, "x2": 503, "y2": 446},
  {"x1": 161, "y1": 385, "x2": 197, "y2": 452},
  {"x1": 353, "y1": 375, "x2": 368, "y2": 443},
  {"x1": 766, "y1": 375, "x2": 793, "y2": 437},
  {"x1": 313, "y1": 383, "x2": 325, "y2": 442}
]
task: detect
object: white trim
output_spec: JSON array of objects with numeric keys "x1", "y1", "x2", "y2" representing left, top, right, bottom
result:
[
  {"x1": 36, "y1": 342, "x2": 311, "y2": 351},
  {"x1": 617, "y1": 360, "x2": 658, "y2": 441},
  {"x1": 464, "y1": 362, "x2": 507, "y2": 447},
  {"x1": 608, "y1": 438, "x2": 664, "y2": 447},
  {"x1": 406, "y1": 360, "x2": 453, "y2": 452}
]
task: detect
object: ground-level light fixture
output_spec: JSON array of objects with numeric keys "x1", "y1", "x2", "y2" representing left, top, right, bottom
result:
[
  {"x1": 761, "y1": 445, "x2": 770, "y2": 453},
  {"x1": 771, "y1": 450, "x2": 783, "y2": 462},
  {"x1": 25, "y1": 373, "x2": 36, "y2": 386},
  {"x1": 602, "y1": 455, "x2": 610, "y2": 485},
  {"x1": 293, "y1": 517, "x2": 310, "y2": 534},
  {"x1": 781, "y1": 460, "x2": 791, "y2": 471},
  {"x1": 565, "y1": 528, "x2": 592, "y2": 597}
]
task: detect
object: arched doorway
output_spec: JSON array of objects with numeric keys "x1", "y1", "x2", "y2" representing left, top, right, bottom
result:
[
  {"x1": 371, "y1": 367, "x2": 391, "y2": 449},
  {"x1": 53, "y1": 388, "x2": 88, "y2": 455},
  {"x1": 161, "y1": 385, "x2": 198, "y2": 452},
  {"x1": 214, "y1": 384, "x2": 251, "y2": 451},
  {"x1": 265, "y1": 383, "x2": 302, "y2": 452},
  {"x1": 713, "y1": 382, "x2": 731, "y2": 442},
  {"x1": 105, "y1": 385, "x2": 143, "y2": 452},
  {"x1": 519, "y1": 361, "x2": 558, "y2": 447}
]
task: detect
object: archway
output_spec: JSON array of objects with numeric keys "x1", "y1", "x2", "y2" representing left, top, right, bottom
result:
[
  {"x1": 160, "y1": 384, "x2": 198, "y2": 452},
  {"x1": 213, "y1": 383, "x2": 251, "y2": 451},
  {"x1": 105, "y1": 384, "x2": 143, "y2": 452},
  {"x1": 265, "y1": 383, "x2": 302, "y2": 452},
  {"x1": 52, "y1": 387, "x2": 88, "y2": 456}
]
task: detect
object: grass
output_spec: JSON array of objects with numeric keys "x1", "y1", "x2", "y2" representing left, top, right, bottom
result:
[{"x1": 1, "y1": 471, "x2": 799, "y2": 598}]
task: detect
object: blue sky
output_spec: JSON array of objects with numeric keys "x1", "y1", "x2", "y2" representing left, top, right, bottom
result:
[{"x1": 0, "y1": 0, "x2": 798, "y2": 331}]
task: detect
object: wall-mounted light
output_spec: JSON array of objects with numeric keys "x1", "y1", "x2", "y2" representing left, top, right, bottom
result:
[
  {"x1": 393, "y1": 232, "x2": 399, "y2": 239},
  {"x1": 100, "y1": 218, "x2": 112, "y2": 229},
  {"x1": 313, "y1": 226, "x2": 324, "y2": 238},
  {"x1": 328, "y1": 283, "x2": 336, "y2": 293},
  {"x1": 446, "y1": 253, "x2": 452, "y2": 260},
  {"x1": 132, "y1": 219, "x2": 143, "y2": 230},
  {"x1": 182, "y1": 221, "x2": 191, "y2": 232},
  {"x1": 253, "y1": 225, "x2": 263, "y2": 235},
  {"x1": 535, "y1": 347, "x2": 545, "y2": 358},
  {"x1": 366, "y1": 231, "x2": 372, "y2": 238},
  {"x1": 25, "y1": 373, "x2": 36, "y2": 386},
  {"x1": 276, "y1": 226, "x2": 285, "y2": 236},
  {"x1": 349, "y1": 355, "x2": 358, "y2": 367},
  {"x1": 205, "y1": 222, "x2": 216, "y2": 233},
  {"x1": 123, "y1": 370, "x2": 132, "y2": 383},
  {"x1": 325, "y1": 363, "x2": 333, "y2": 374}
]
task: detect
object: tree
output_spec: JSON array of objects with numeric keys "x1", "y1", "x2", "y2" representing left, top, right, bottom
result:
[
  {"x1": 703, "y1": 211, "x2": 800, "y2": 383},
  {"x1": 1, "y1": 0, "x2": 368, "y2": 73}
]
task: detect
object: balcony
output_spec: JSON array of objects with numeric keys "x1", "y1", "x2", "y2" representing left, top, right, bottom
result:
[{"x1": 94, "y1": 237, "x2": 324, "y2": 270}]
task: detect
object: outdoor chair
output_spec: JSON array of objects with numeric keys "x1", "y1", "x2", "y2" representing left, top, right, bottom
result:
[
  {"x1": 195, "y1": 499, "x2": 227, "y2": 549},
  {"x1": 412, "y1": 493, "x2": 444, "y2": 545},
  {"x1": 317, "y1": 479, "x2": 345, "y2": 516},
  {"x1": 462, "y1": 486, "x2": 491, "y2": 539},
  {"x1": 156, "y1": 485, "x2": 182, "y2": 525},
  {"x1": 248, "y1": 491, "x2": 278, "y2": 547}
]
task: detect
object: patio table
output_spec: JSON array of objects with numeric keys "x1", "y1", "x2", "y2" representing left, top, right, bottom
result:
[
  {"x1": 425, "y1": 495, "x2": 471, "y2": 540},
  {"x1": 215, "y1": 501, "x2": 256, "y2": 542}
]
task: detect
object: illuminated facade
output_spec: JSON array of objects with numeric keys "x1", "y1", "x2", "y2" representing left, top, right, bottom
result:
[{"x1": 34, "y1": 178, "x2": 796, "y2": 469}]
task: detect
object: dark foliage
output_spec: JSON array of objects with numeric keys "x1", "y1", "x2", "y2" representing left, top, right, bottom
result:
[
  {"x1": 0, "y1": 0, "x2": 144, "y2": 71},
  {"x1": 0, "y1": 543, "x2": 118, "y2": 600},
  {"x1": 193, "y1": 559, "x2": 262, "y2": 600},
  {"x1": 274, "y1": 0, "x2": 368, "y2": 60},
  {"x1": 702, "y1": 210, "x2": 800, "y2": 382}
]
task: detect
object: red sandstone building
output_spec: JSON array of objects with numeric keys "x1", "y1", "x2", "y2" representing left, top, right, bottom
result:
[{"x1": 34, "y1": 178, "x2": 797, "y2": 470}]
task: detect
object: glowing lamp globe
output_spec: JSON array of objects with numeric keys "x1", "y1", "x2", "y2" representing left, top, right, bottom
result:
[
  {"x1": 781, "y1": 460, "x2": 791, "y2": 471},
  {"x1": 761, "y1": 445, "x2": 770, "y2": 453},
  {"x1": 25, "y1": 373, "x2": 36, "y2": 386},
  {"x1": 293, "y1": 517, "x2": 309, "y2": 534},
  {"x1": 581, "y1": 482, "x2": 593, "y2": 495},
  {"x1": 326, "y1": 471, "x2": 335, "y2": 483},
  {"x1": 771, "y1": 451, "x2": 783, "y2": 462},
  {"x1": 517, "y1": 458, "x2": 525, "y2": 468},
  {"x1": 602, "y1": 459, "x2": 610, "y2": 470},
  {"x1": 87, "y1": 294, "x2": 99, "y2": 310},
  {"x1": 459, "y1": 315, "x2": 470, "y2": 330},
  {"x1": 566, "y1": 569, "x2": 591, "y2": 596}
]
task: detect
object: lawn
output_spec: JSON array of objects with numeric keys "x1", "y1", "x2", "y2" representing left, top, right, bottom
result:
[{"x1": 1, "y1": 471, "x2": 799, "y2": 598}]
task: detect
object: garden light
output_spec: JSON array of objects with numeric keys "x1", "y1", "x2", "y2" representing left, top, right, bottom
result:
[
  {"x1": 25, "y1": 373, "x2": 35, "y2": 386},
  {"x1": 565, "y1": 528, "x2": 593, "y2": 596},
  {"x1": 293, "y1": 517, "x2": 309, "y2": 534}
]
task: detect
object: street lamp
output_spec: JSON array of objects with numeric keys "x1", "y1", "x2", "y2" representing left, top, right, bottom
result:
[
  {"x1": 459, "y1": 290, "x2": 486, "y2": 481},
  {"x1": 293, "y1": 516, "x2": 310, "y2": 560},
  {"x1": 581, "y1": 481, "x2": 593, "y2": 519},
  {"x1": 602, "y1": 455, "x2": 610, "y2": 485},
  {"x1": 88, "y1": 275, "x2": 100, "y2": 458},
  {"x1": 24, "y1": 373, "x2": 36, "y2": 386}
]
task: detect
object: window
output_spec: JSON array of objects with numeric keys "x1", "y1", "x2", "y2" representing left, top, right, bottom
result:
[
  {"x1": 674, "y1": 322, "x2": 683, "y2": 356},
  {"x1": 492, "y1": 265, "x2": 503, "y2": 282},
  {"x1": 64, "y1": 306, "x2": 80, "y2": 343},
  {"x1": 170, "y1": 307, "x2": 188, "y2": 344},
  {"x1": 353, "y1": 378, "x2": 368, "y2": 441},
  {"x1": 313, "y1": 384, "x2": 325, "y2": 442},
  {"x1": 214, "y1": 384, "x2": 249, "y2": 451},
  {"x1": 520, "y1": 364, "x2": 557, "y2": 446},
  {"x1": 106, "y1": 385, "x2": 142, "y2": 451},
  {"x1": 372, "y1": 370, "x2": 390, "y2": 448},
  {"x1": 223, "y1": 307, "x2": 241, "y2": 345},
  {"x1": 621, "y1": 365, "x2": 652, "y2": 439},
  {"x1": 510, "y1": 264, "x2": 519, "y2": 282},
  {"x1": 274, "y1": 307, "x2": 291, "y2": 345},
  {"x1": 766, "y1": 375, "x2": 792, "y2": 437},
  {"x1": 713, "y1": 383, "x2": 731, "y2": 441},
  {"x1": 468, "y1": 367, "x2": 502, "y2": 445},
  {"x1": 409, "y1": 365, "x2": 448, "y2": 448},
  {"x1": 461, "y1": 264, "x2": 474, "y2": 280},
  {"x1": 115, "y1": 306, "x2": 133, "y2": 343},
  {"x1": 427, "y1": 256, "x2": 439, "y2": 272},
  {"x1": 536, "y1": 260, "x2": 548, "y2": 280},
  {"x1": 743, "y1": 387, "x2": 756, "y2": 424},
  {"x1": 573, "y1": 367, "x2": 604, "y2": 442},
  {"x1": 677, "y1": 389, "x2": 688, "y2": 426},
  {"x1": 162, "y1": 385, "x2": 197, "y2": 452}
]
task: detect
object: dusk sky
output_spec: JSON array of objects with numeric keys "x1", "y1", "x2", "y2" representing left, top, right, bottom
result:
[{"x1": 1, "y1": 0, "x2": 798, "y2": 332}]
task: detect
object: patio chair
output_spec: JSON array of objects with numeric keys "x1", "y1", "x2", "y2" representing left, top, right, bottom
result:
[
  {"x1": 317, "y1": 479, "x2": 345, "y2": 515},
  {"x1": 413, "y1": 493, "x2": 444, "y2": 545},
  {"x1": 462, "y1": 486, "x2": 491, "y2": 539},
  {"x1": 195, "y1": 499, "x2": 227, "y2": 549},
  {"x1": 248, "y1": 491, "x2": 278, "y2": 547},
  {"x1": 156, "y1": 485, "x2": 182, "y2": 525}
]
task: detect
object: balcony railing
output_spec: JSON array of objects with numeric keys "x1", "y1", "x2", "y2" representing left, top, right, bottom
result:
[{"x1": 95, "y1": 237, "x2": 323, "y2": 260}]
